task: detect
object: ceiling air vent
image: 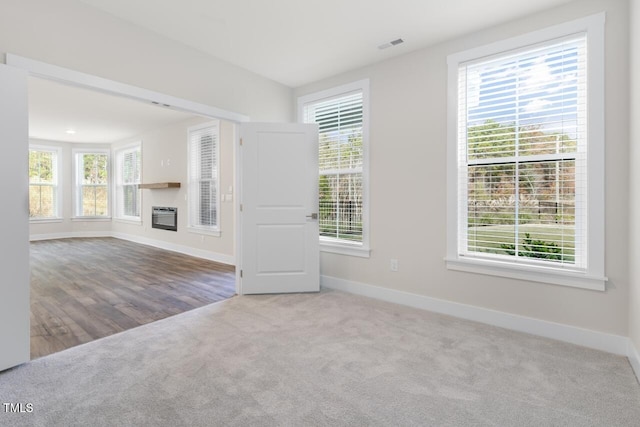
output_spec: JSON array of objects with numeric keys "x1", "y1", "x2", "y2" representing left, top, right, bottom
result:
[{"x1": 378, "y1": 38, "x2": 404, "y2": 50}]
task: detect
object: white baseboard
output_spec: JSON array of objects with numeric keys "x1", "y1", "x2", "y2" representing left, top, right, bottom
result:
[
  {"x1": 321, "y1": 275, "x2": 629, "y2": 356},
  {"x1": 30, "y1": 231, "x2": 235, "y2": 266},
  {"x1": 30, "y1": 231, "x2": 111, "y2": 241},
  {"x1": 629, "y1": 340, "x2": 640, "y2": 382}
]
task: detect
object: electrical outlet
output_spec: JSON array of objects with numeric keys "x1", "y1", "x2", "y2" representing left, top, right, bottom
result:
[{"x1": 390, "y1": 259, "x2": 399, "y2": 272}]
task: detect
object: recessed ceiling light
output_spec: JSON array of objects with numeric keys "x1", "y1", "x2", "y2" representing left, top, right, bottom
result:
[
  {"x1": 65, "y1": 129, "x2": 76, "y2": 134},
  {"x1": 378, "y1": 38, "x2": 404, "y2": 50}
]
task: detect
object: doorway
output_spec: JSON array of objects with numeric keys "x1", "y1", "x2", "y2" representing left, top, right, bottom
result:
[{"x1": 13, "y1": 55, "x2": 245, "y2": 360}]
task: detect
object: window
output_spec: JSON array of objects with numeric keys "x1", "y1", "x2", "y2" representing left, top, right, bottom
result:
[
  {"x1": 74, "y1": 149, "x2": 110, "y2": 218},
  {"x1": 298, "y1": 79, "x2": 370, "y2": 257},
  {"x1": 188, "y1": 121, "x2": 219, "y2": 234},
  {"x1": 29, "y1": 145, "x2": 61, "y2": 219},
  {"x1": 115, "y1": 143, "x2": 141, "y2": 221},
  {"x1": 446, "y1": 14, "x2": 606, "y2": 290}
]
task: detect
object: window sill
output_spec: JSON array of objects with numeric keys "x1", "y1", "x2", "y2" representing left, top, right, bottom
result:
[
  {"x1": 320, "y1": 241, "x2": 371, "y2": 258},
  {"x1": 71, "y1": 217, "x2": 111, "y2": 222},
  {"x1": 187, "y1": 227, "x2": 221, "y2": 238},
  {"x1": 445, "y1": 256, "x2": 606, "y2": 291},
  {"x1": 113, "y1": 218, "x2": 142, "y2": 226},
  {"x1": 30, "y1": 217, "x2": 63, "y2": 224}
]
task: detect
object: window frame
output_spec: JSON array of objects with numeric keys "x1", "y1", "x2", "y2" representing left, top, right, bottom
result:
[
  {"x1": 114, "y1": 142, "x2": 142, "y2": 223},
  {"x1": 297, "y1": 79, "x2": 371, "y2": 258},
  {"x1": 72, "y1": 148, "x2": 111, "y2": 220},
  {"x1": 28, "y1": 144, "x2": 62, "y2": 222},
  {"x1": 445, "y1": 13, "x2": 606, "y2": 291},
  {"x1": 187, "y1": 120, "x2": 221, "y2": 236}
]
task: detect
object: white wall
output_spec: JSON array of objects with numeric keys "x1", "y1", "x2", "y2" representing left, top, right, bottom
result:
[
  {"x1": 295, "y1": 0, "x2": 630, "y2": 336},
  {"x1": 628, "y1": 0, "x2": 640, "y2": 363},
  {"x1": 0, "y1": 0, "x2": 292, "y2": 122}
]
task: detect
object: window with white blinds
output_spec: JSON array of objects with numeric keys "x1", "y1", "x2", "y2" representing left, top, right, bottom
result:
[
  {"x1": 29, "y1": 146, "x2": 61, "y2": 219},
  {"x1": 115, "y1": 143, "x2": 141, "y2": 220},
  {"x1": 188, "y1": 121, "x2": 219, "y2": 232},
  {"x1": 300, "y1": 80, "x2": 369, "y2": 253},
  {"x1": 74, "y1": 150, "x2": 110, "y2": 218},
  {"x1": 446, "y1": 14, "x2": 606, "y2": 290}
]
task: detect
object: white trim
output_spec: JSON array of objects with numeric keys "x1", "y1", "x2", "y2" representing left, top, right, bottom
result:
[
  {"x1": 30, "y1": 231, "x2": 112, "y2": 241},
  {"x1": 445, "y1": 257, "x2": 606, "y2": 291},
  {"x1": 629, "y1": 340, "x2": 640, "y2": 382},
  {"x1": 6, "y1": 54, "x2": 250, "y2": 123},
  {"x1": 29, "y1": 231, "x2": 235, "y2": 265},
  {"x1": 112, "y1": 218, "x2": 143, "y2": 226},
  {"x1": 297, "y1": 79, "x2": 371, "y2": 254},
  {"x1": 321, "y1": 275, "x2": 628, "y2": 356},
  {"x1": 187, "y1": 227, "x2": 222, "y2": 238},
  {"x1": 29, "y1": 218, "x2": 64, "y2": 224},
  {"x1": 446, "y1": 13, "x2": 606, "y2": 290},
  {"x1": 320, "y1": 241, "x2": 371, "y2": 258}
]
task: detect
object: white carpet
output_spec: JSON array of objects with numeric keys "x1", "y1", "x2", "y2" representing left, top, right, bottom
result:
[{"x1": 1, "y1": 289, "x2": 639, "y2": 426}]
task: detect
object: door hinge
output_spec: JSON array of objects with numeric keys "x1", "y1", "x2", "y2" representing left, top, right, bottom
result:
[
  {"x1": 240, "y1": 270, "x2": 243, "y2": 278},
  {"x1": 240, "y1": 204, "x2": 243, "y2": 212},
  {"x1": 240, "y1": 138, "x2": 243, "y2": 146}
]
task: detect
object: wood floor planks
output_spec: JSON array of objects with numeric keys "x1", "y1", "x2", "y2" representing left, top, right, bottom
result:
[{"x1": 30, "y1": 237, "x2": 236, "y2": 359}]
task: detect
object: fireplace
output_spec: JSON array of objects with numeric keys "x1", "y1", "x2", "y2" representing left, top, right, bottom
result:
[{"x1": 152, "y1": 206, "x2": 177, "y2": 231}]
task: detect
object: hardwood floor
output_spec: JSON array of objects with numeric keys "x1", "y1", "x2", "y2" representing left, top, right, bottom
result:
[{"x1": 30, "y1": 237, "x2": 236, "y2": 359}]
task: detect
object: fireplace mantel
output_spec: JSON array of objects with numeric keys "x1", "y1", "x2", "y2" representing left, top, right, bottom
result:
[{"x1": 138, "y1": 182, "x2": 181, "y2": 189}]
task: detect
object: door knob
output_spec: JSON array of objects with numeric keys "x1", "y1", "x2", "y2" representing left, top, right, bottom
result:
[{"x1": 306, "y1": 213, "x2": 318, "y2": 220}]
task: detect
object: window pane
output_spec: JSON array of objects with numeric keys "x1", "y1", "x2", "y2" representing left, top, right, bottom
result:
[
  {"x1": 516, "y1": 161, "x2": 575, "y2": 263},
  {"x1": 82, "y1": 154, "x2": 108, "y2": 185},
  {"x1": 467, "y1": 164, "x2": 516, "y2": 254},
  {"x1": 123, "y1": 184, "x2": 139, "y2": 217},
  {"x1": 319, "y1": 173, "x2": 362, "y2": 242},
  {"x1": 29, "y1": 185, "x2": 55, "y2": 218},
  {"x1": 29, "y1": 151, "x2": 55, "y2": 184},
  {"x1": 199, "y1": 180, "x2": 216, "y2": 226},
  {"x1": 466, "y1": 161, "x2": 576, "y2": 264}
]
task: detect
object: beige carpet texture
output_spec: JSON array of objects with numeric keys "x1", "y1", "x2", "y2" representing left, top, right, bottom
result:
[{"x1": 1, "y1": 289, "x2": 639, "y2": 426}]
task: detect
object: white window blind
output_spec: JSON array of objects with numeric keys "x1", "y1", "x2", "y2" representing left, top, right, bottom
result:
[
  {"x1": 188, "y1": 121, "x2": 219, "y2": 231},
  {"x1": 303, "y1": 91, "x2": 364, "y2": 243},
  {"x1": 75, "y1": 151, "x2": 109, "y2": 217},
  {"x1": 116, "y1": 145, "x2": 141, "y2": 220},
  {"x1": 29, "y1": 147, "x2": 59, "y2": 219},
  {"x1": 457, "y1": 34, "x2": 587, "y2": 269}
]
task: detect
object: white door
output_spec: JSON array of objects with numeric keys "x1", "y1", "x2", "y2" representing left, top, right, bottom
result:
[
  {"x1": 0, "y1": 64, "x2": 30, "y2": 371},
  {"x1": 238, "y1": 122, "x2": 319, "y2": 294}
]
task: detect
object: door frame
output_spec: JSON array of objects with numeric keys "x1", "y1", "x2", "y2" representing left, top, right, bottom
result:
[{"x1": 7, "y1": 53, "x2": 251, "y2": 313}]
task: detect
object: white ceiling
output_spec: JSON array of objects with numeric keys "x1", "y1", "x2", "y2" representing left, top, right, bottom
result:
[
  {"x1": 77, "y1": 0, "x2": 575, "y2": 87},
  {"x1": 29, "y1": 77, "x2": 198, "y2": 143}
]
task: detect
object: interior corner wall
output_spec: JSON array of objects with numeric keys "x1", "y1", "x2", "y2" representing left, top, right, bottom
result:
[
  {"x1": 294, "y1": 0, "x2": 631, "y2": 336},
  {"x1": 0, "y1": 0, "x2": 293, "y2": 122},
  {"x1": 628, "y1": 0, "x2": 640, "y2": 356}
]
